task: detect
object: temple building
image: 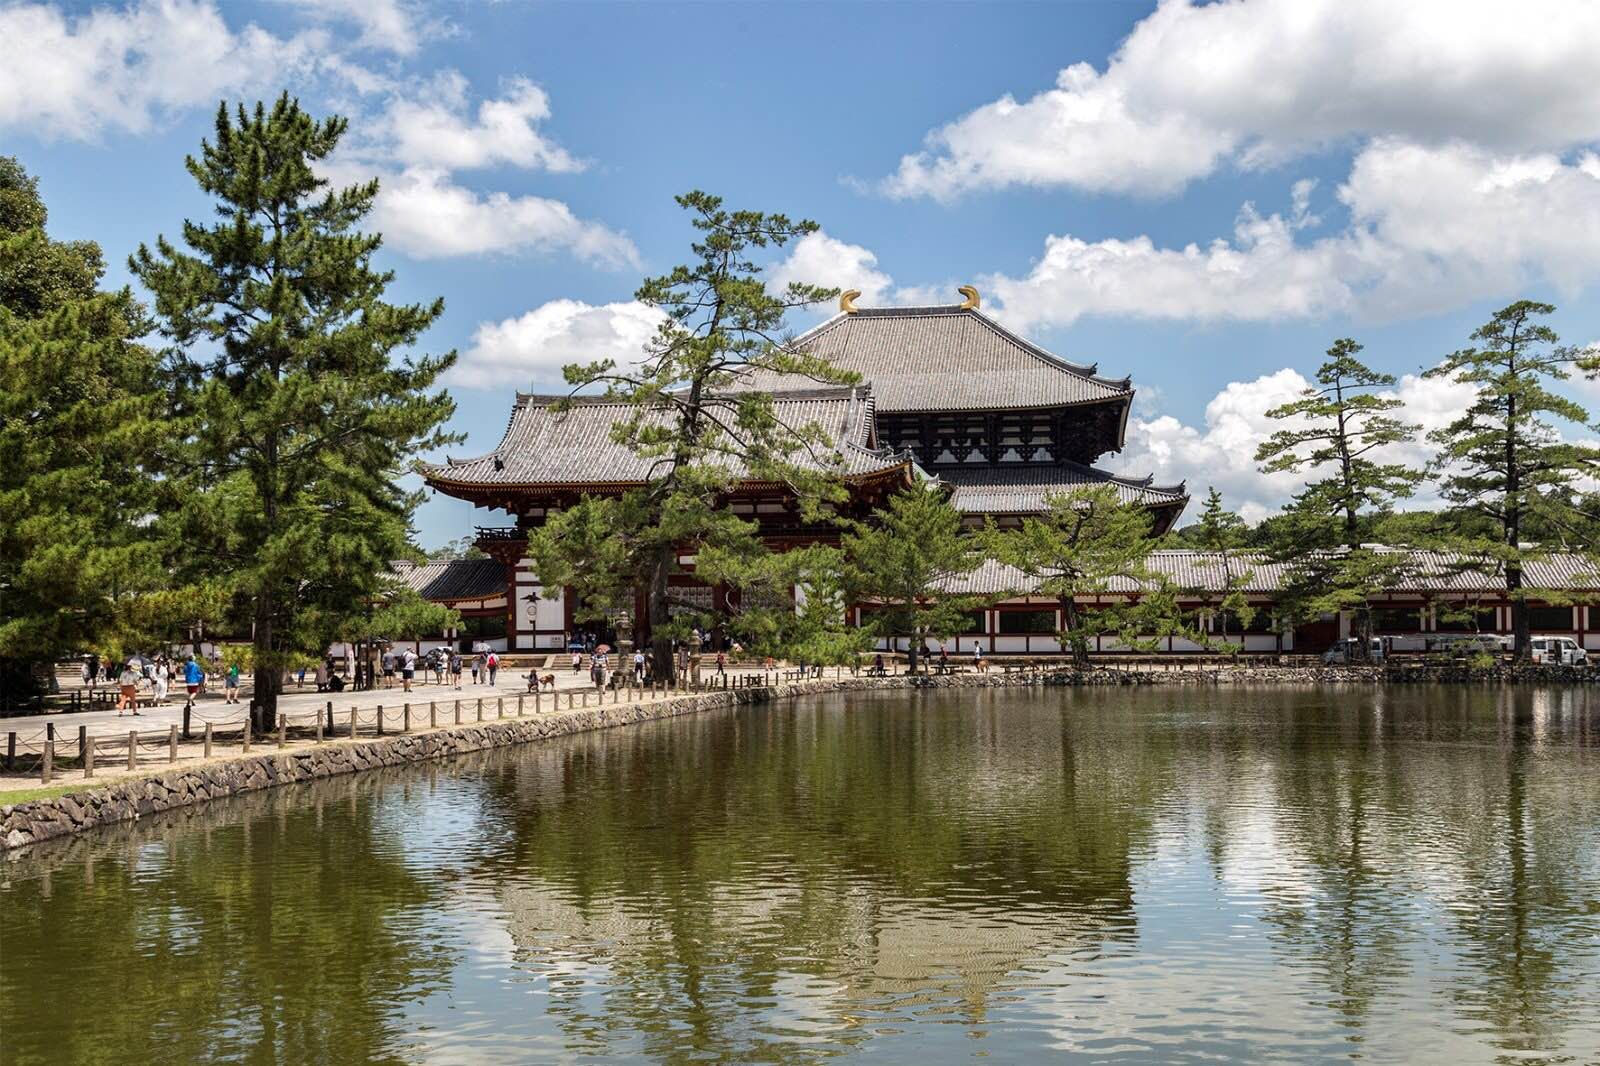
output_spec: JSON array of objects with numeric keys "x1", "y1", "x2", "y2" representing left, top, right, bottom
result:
[
  {"x1": 418, "y1": 290, "x2": 1597, "y2": 657},
  {"x1": 421, "y1": 291, "x2": 1188, "y2": 652}
]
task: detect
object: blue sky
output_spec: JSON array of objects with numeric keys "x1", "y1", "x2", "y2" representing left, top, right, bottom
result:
[{"x1": 5, "y1": 0, "x2": 1599, "y2": 545}]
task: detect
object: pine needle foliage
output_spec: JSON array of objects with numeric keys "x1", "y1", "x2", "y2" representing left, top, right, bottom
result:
[
  {"x1": 131, "y1": 96, "x2": 458, "y2": 726},
  {"x1": 0, "y1": 157, "x2": 168, "y2": 698}
]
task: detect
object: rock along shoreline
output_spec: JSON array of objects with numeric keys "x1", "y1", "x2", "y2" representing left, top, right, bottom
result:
[{"x1": 4, "y1": 664, "x2": 1595, "y2": 851}]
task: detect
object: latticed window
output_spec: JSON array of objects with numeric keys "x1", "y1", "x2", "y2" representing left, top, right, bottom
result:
[{"x1": 998, "y1": 609, "x2": 1056, "y2": 635}]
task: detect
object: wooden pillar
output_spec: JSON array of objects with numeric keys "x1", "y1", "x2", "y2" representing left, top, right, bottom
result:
[
  {"x1": 83, "y1": 736, "x2": 95, "y2": 779},
  {"x1": 169, "y1": 724, "x2": 179, "y2": 763},
  {"x1": 127, "y1": 731, "x2": 137, "y2": 770},
  {"x1": 277, "y1": 714, "x2": 286, "y2": 748},
  {"x1": 204, "y1": 721, "x2": 213, "y2": 758},
  {"x1": 41, "y1": 739, "x2": 53, "y2": 784}
]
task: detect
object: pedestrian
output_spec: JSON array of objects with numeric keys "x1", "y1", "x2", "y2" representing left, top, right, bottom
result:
[
  {"x1": 715, "y1": 650, "x2": 726, "y2": 676},
  {"x1": 315, "y1": 660, "x2": 328, "y2": 692},
  {"x1": 470, "y1": 654, "x2": 481, "y2": 685},
  {"x1": 225, "y1": 660, "x2": 241, "y2": 704},
  {"x1": 117, "y1": 661, "x2": 140, "y2": 715},
  {"x1": 153, "y1": 659, "x2": 170, "y2": 705},
  {"x1": 973, "y1": 645, "x2": 985, "y2": 673},
  {"x1": 590, "y1": 650, "x2": 605, "y2": 690},
  {"x1": 297, "y1": 663, "x2": 308, "y2": 687},
  {"x1": 183, "y1": 655, "x2": 204, "y2": 710},
  {"x1": 381, "y1": 650, "x2": 395, "y2": 689},
  {"x1": 450, "y1": 651, "x2": 463, "y2": 689},
  {"x1": 486, "y1": 651, "x2": 499, "y2": 686},
  {"x1": 571, "y1": 649, "x2": 583, "y2": 673},
  {"x1": 401, "y1": 647, "x2": 416, "y2": 693},
  {"x1": 633, "y1": 649, "x2": 645, "y2": 683}
]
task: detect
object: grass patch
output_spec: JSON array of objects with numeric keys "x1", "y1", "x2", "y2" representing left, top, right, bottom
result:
[{"x1": 1, "y1": 782, "x2": 94, "y2": 807}]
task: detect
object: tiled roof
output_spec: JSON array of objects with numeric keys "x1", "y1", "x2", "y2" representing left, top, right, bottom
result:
[
  {"x1": 936, "y1": 549, "x2": 1600, "y2": 597},
  {"x1": 391, "y1": 558, "x2": 506, "y2": 602},
  {"x1": 421, "y1": 387, "x2": 908, "y2": 489},
  {"x1": 941, "y1": 464, "x2": 1187, "y2": 514},
  {"x1": 732, "y1": 305, "x2": 1133, "y2": 413}
]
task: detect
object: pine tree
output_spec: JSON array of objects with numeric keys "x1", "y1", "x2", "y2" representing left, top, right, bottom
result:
[
  {"x1": 983, "y1": 485, "x2": 1156, "y2": 670},
  {"x1": 1425, "y1": 301, "x2": 1600, "y2": 659},
  {"x1": 548, "y1": 191, "x2": 854, "y2": 681},
  {"x1": 0, "y1": 157, "x2": 168, "y2": 700},
  {"x1": 1255, "y1": 338, "x2": 1423, "y2": 654},
  {"x1": 1188, "y1": 487, "x2": 1257, "y2": 654},
  {"x1": 131, "y1": 97, "x2": 458, "y2": 727},
  {"x1": 842, "y1": 486, "x2": 985, "y2": 673}
]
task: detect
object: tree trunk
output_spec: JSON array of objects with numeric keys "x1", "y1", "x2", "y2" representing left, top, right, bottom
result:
[
  {"x1": 906, "y1": 623, "x2": 920, "y2": 675},
  {"x1": 252, "y1": 595, "x2": 278, "y2": 731},
  {"x1": 647, "y1": 547, "x2": 675, "y2": 682},
  {"x1": 1063, "y1": 597, "x2": 1089, "y2": 671},
  {"x1": 1508, "y1": 565, "x2": 1530, "y2": 662}
]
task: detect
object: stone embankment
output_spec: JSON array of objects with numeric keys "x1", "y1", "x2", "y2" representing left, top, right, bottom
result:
[{"x1": 4, "y1": 665, "x2": 1594, "y2": 850}]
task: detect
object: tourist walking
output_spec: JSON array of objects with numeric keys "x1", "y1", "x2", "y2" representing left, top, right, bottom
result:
[
  {"x1": 117, "y1": 661, "x2": 140, "y2": 715},
  {"x1": 401, "y1": 647, "x2": 416, "y2": 693},
  {"x1": 715, "y1": 650, "x2": 726, "y2": 676},
  {"x1": 486, "y1": 651, "x2": 499, "y2": 686},
  {"x1": 183, "y1": 656, "x2": 204, "y2": 709},
  {"x1": 450, "y1": 651, "x2": 463, "y2": 689},
  {"x1": 153, "y1": 659, "x2": 170, "y2": 705},
  {"x1": 633, "y1": 649, "x2": 645, "y2": 683},
  {"x1": 571, "y1": 649, "x2": 583, "y2": 673},
  {"x1": 315, "y1": 660, "x2": 329, "y2": 692},
  {"x1": 381, "y1": 650, "x2": 395, "y2": 689},
  {"x1": 470, "y1": 654, "x2": 481, "y2": 685},
  {"x1": 224, "y1": 660, "x2": 241, "y2": 704},
  {"x1": 973, "y1": 645, "x2": 985, "y2": 673}
]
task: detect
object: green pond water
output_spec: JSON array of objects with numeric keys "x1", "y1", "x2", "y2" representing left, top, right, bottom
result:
[{"x1": 2, "y1": 687, "x2": 1599, "y2": 1064}]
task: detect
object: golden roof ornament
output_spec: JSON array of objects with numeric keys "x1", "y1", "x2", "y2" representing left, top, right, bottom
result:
[
  {"x1": 839, "y1": 288, "x2": 861, "y2": 314},
  {"x1": 958, "y1": 285, "x2": 980, "y2": 310}
]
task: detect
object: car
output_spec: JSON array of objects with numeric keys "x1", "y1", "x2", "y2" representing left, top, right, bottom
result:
[
  {"x1": 1530, "y1": 636, "x2": 1588, "y2": 665},
  {"x1": 1323, "y1": 637, "x2": 1386, "y2": 664}
]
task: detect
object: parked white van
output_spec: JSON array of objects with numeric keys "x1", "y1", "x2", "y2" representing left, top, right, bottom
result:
[
  {"x1": 1530, "y1": 636, "x2": 1588, "y2": 665},
  {"x1": 1323, "y1": 637, "x2": 1386, "y2": 664}
]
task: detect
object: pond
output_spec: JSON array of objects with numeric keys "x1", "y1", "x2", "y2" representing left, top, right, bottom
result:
[{"x1": 2, "y1": 687, "x2": 1598, "y2": 1064}]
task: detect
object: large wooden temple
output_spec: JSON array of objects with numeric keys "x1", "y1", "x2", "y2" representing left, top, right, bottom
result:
[{"x1": 421, "y1": 290, "x2": 1188, "y2": 652}]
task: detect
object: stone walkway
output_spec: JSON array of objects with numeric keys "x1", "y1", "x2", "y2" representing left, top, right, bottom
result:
[{"x1": 0, "y1": 664, "x2": 800, "y2": 793}]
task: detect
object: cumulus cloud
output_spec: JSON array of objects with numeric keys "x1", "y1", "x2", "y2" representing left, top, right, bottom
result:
[
  {"x1": 986, "y1": 140, "x2": 1600, "y2": 331},
  {"x1": 882, "y1": 0, "x2": 1600, "y2": 199},
  {"x1": 450, "y1": 299, "x2": 666, "y2": 389},
  {"x1": 767, "y1": 231, "x2": 895, "y2": 307},
  {"x1": 1118, "y1": 366, "x2": 1481, "y2": 522},
  {"x1": 281, "y1": 0, "x2": 448, "y2": 57},
  {"x1": 358, "y1": 166, "x2": 639, "y2": 266},
  {"x1": 375, "y1": 72, "x2": 584, "y2": 173},
  {"x1": 0, "y1": 0, "x2": 325, "y2": 139}
]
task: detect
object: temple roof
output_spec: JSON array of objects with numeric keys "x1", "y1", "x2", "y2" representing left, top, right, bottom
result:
[
  {"x1": 390, "y1": 558, "x2": 506, "y2": 601},
  {"x1": 942, "y1": 549, "x2": 1600, "y2": 597},
  {"x1": 940, "y1": 465, "x2": 1187, "y2": 515},
  {"x1": 732, "y1": 304, "x2": 1134, "y2": 414},
  {"x1": 419, "y1": 386, "x2": 909, "y2": 489}
]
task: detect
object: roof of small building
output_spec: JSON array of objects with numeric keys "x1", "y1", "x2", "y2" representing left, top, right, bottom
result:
[
  {"x1": 938, "y1": 549, "x2": 1600, "y2": 598},
  {"x1": 940, "y1": 464, "x2": 1188, "y2": 514},
  {"x1": 391, "y1": 558, "x2": 506, "y2": 602},
  {"x1": 731, "y1": 304, "x2": 1134, "y2": 413},
  {"x1": 419, "y1": 386, "x2": 909, "y2": 489}
]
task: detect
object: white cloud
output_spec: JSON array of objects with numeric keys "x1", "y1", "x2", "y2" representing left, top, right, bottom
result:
[
  {"x1": 0, "y1": 0, "x2": 324, "y2": 139},
  {"x1": 363, "y1": 166, "x2": 639, "y2": 266},
  {"x1": 986, "y1": 140, "x2": 1600, "y2": 332},
  {"x1": 451, "y1": 299, "x2": 666, "y2": 389},
  {"x1": 281, "y1": 0, "x2": 447, "y2": 57},
  {"x1": 1118, "y1": 365, "x2": 1481, "y2": 522},
  {"x1": 376, "y1": 72, "x2": 584, "y2": 173},
  {"x1": 883, "y1": 0, "x2": 1600, "y2": 199},
  {"x1": 767, "y1": 231, "x2": 895, "y2": 307}
]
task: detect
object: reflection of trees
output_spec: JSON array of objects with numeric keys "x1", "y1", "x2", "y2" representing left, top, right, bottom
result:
[
  {"x1": 0, "y1": 776, "x2": 456, "y2": 1065},
  {"x1": 462, "y1": 690, "x2": 1172, "y2": 1058}
]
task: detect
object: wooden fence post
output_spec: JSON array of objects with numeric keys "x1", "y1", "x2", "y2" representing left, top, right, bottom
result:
[
  {"x1": 430, "y1": 701, "x2": 437, "y2": 729},
  {"x1": 204, "y1": 721, "x2": 213, "y2": 758},
  {"x1": 169, "y1": 723, "x2": 178, "y2": 763},
  {"x1": 534, "y1": 688, "x2": 541, "y2": 713},
  {"x1": 496, "y1": 697, "x2": 504, "y2": 720},
  {"x1": 183, "y1": 702, "x2": 192, "y2": 740},
  {"x1": 454, "y1": 699, "x2": 461, "y2": 725},
  {"x1": 6, "y1": 731, "x2": 15, "y2": 772},
  {"x1": 83, "y1": 736, "x2": 95, "y2": 779},
  {"x1": 315, "y1": 713, "x2": 323, "y2": 743},
  {"x1": 78, "y1": 724, "x2": 87, "y2": 763},
  {"x1": 517, "y1": 695, "x2": 524, "y2": 717},
  {"x1": 127, "y1": 730, "x2": 137, "y2": 770},
  {"x1": 403, "y1": 703, "x2": 410, "y2": 733},
  {"x1": 41, "y1": 739, "x2": 53, "y2": 784},
  {"x1": 326, "y1": 701, "x2": 334, "y2": 736},
  {"x1": 476, "y1": 698, "x2": 483, "y2": 722},
  {"x1": 376, "y1": 705, "x2": 384, "y2": 736},
  {"x1": 277, "y1": 714, "x2": 286, "y2": 749},
  {"x1": 243, "y1": 716, "x2": 252, "y2": 753},
  {"x1": 350, "y1": 707, "x2": 358, "y2": 739}
]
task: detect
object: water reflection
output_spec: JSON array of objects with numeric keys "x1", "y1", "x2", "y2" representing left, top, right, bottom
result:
[{"x1": 3, "y1": 687, "x2": 1597, "y2": 1063}]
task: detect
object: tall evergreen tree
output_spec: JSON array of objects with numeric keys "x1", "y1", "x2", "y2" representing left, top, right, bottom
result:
[
  {"x1": 548, "y1": 191, "x2": 853, "y2": 680},
  {"x1": 1187, "y1": 487, "x2": 1257, "y2": 653},
  {"x1": 1425, "y1": 301, "x2": 1600, "y2": 658},
  {"x1": 1255, "y1": 338, "x2": 1423, "y2": 654},
  {"x1": 131, "y1": 97, "x2": 457, "y2": 727},
  {"x1": 0, "y1": 157, "x2": 168, "y2": 699},
  {"x1": 984, "y1": 485, "x2": 1157, "y2": 670},
  {"x1": 842, "y1": 486, "x2": 985, "y2": 673}
]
